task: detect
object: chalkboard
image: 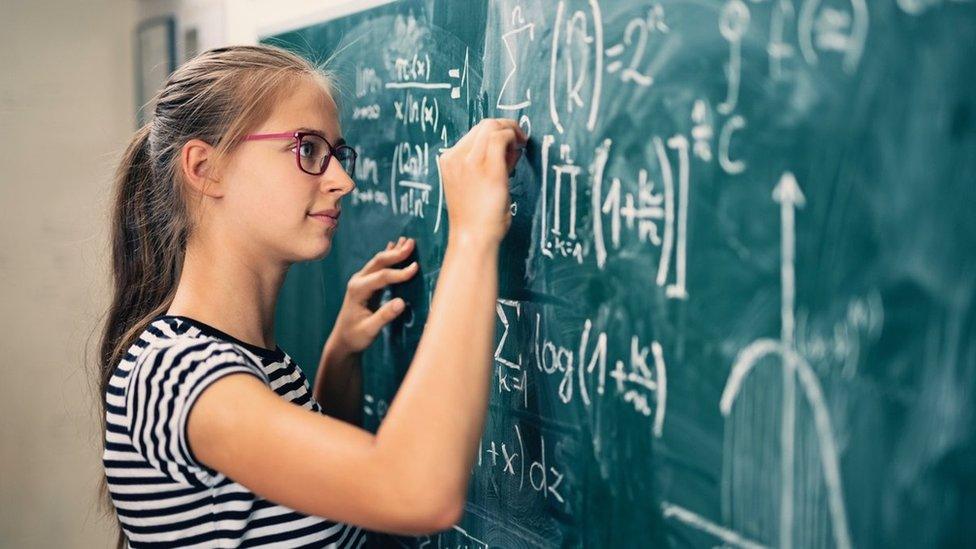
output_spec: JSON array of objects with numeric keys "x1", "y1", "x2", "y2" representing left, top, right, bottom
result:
[{"x1": 264, "y1": 1, "x2": 976, "y2": 547}]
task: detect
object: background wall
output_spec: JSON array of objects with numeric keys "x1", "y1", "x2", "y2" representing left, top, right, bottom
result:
[
  {"x1": 0, "y1": 0, "x2": 383, "y2": 545},
  {"x1": 0, "y1": 1, "x2": 137, "y2": 545}
]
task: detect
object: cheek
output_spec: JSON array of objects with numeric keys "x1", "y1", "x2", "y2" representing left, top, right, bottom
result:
[
  {"x1": 248, "y1": 178, "x2": 333, "y2": 252},
  {"x1": 240, "y1": 165, "x2": 306, "y2": 219},
  {"x1": 227, "y1": 172, "x2": 307, "y2": 242}
]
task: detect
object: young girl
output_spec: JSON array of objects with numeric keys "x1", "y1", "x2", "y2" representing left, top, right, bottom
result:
[{"x1": 97, "y1": 44, "x2": 526, "y2": 547}]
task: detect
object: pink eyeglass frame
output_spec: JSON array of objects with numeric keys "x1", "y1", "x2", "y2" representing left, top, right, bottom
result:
[{"x1": 242, "y1": 130, "x2": 356, "y2": 176}]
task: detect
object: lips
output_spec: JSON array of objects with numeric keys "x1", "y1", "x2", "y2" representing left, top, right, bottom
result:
[
  {"x1": 308, "y1": 213, "x2": 338, "y2": 227},
  {"x1": 309, "y1": 208, "x2": 340, "y2": 217},
  {"x1": 308, "y1": 207, "x2": 339, "y2": 228}
]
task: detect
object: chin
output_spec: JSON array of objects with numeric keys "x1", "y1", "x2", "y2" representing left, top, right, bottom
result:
[
  {"x1": 287, "y1": 239, "x2": 332, "y2": 263},
  {"x1": 310, "y1": 239, "x2": 333, "y2": 261},
  {"x1": 292, "y1": 221, "x2": 336, "y2": 262}
]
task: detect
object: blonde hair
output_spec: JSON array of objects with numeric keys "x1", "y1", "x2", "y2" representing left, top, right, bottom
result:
[{"x1": 95, "y1": 43, "x2": 336, "y2": 547}]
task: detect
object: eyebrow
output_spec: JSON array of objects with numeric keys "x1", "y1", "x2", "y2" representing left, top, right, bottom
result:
[{"x1": 297, "y1": 127, "x2": 346, "y2": 146}]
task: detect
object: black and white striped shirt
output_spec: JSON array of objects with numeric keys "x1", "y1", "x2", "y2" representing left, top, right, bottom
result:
[{"x1": 102, "y1": 314, "x2": 368, "y2": 548}]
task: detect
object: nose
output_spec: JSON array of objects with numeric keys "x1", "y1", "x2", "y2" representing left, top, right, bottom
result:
[{"x1": 322, "y1": 161, "x2": 356, "y2": 197}]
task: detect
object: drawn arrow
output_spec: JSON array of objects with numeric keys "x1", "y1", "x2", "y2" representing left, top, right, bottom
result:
[
  {"x1": 773, "y1": 171, "x2": 805, "y2": 346},
  {"x1": 718, "y1": 173, "x2": 850, "y2": 549},
  {"x1": 772, "y1": 170, "x2": 805, "y2": 549}
]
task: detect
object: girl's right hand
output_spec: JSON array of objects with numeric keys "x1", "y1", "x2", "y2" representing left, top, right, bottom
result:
[{"x1": 437, "y1": 118, "x2": 528, "y2": 246}]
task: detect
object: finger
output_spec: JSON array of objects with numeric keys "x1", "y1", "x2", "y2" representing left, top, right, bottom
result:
[
  {"x1": 360, "y1": 238, "x2": 414, "y2": 274},
  {"x1": 477, "y1": 121, "x2": 527, "y2": 167},
  {"x1": 487, "y1": 128, "x2": 521, "y2": 173},
  {"x1": 485, "y1": 118, "x2": 526, "y2": 144},
  {"x1": 461, "y1": 119, "x2": 517, "y2": 160},
  {"x1": 469, "y1": 119, "x2": 507, "y2": 152},
  {"x1": 451, "y1": 118, "x2": 496, "y2": 153},
  {"x1": 360, "y1": 244, "x2": 412, "y2": 276},
  {"x1": 352, "y1": 261, "x2": 419, "y2": 296},
  {"x1": 494, "y1": 118, "x2": 527, "y2": 144},
  {"x1": 359, "y1": 298, "x2": 408, "y2": 337},
  {"x1": 515, "y1": 123, "x2": 528, "y2": 144}
]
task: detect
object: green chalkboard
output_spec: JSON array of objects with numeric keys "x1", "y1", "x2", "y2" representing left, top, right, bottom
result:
[{"x1": 265, "y1": 1, "x2": 976, "y2": 547}]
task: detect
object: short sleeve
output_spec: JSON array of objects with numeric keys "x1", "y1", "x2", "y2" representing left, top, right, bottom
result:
[{"x1": 126, "y1": 339, "x2": 268, "y2": 487}]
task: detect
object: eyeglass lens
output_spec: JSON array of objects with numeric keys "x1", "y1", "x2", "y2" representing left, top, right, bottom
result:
[{"x1": 298, "y1": 134, "x2": 356, "y2": 177}]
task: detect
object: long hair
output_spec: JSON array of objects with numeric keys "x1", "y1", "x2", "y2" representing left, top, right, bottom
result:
[{"x1": 94, "y1": 43, "x2": 336, "y2": 547}]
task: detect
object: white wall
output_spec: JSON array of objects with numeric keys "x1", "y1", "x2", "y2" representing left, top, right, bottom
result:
[
  {"x1": 227, "y1": 0, "x2": 395, "y2": 43},
  {"x1": 138, "y1": 0, "x2": 396, "y2": 62},
  {"x1": 0, "y1": 1, "x2": 137, "y2": 546}
]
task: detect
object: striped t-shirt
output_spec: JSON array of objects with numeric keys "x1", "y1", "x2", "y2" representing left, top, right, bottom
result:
[{"x1": 102, "y1": 314, "x2": 368, "y2": 548}]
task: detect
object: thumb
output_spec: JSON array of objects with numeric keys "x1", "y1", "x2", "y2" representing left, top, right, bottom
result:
[{"x1": 360, "y1": 298, "x2": 407, "y2": 336}]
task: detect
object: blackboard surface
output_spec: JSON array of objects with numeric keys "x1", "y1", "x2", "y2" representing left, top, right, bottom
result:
[{"x1": 264, "y1": 1, "x2": 976, "y2": 547}]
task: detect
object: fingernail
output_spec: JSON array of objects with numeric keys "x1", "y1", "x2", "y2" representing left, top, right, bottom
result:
[{"x1": 392, "y1": 299, "x2": 405, "y2": 312}]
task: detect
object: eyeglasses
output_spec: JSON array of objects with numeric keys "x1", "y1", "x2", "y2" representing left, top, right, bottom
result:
[{"x1": 243, "y1": 130, "x2": 357, "y2": 177}]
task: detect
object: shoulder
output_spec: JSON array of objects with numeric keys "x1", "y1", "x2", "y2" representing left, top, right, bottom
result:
[
  {"x1": 128, "y1": 322, "x2": 271, "y2": 404},
  {"x1": 132, "y1": 317, "x2": 271, "y2": 386},
  {"x1": 124, "y1": 320, "x2": 273, "y2": 484}
]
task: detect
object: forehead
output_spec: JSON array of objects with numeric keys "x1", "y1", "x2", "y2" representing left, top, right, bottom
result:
[{"x1": 262, "y1": 78, "x2": 341, "y2": 139}]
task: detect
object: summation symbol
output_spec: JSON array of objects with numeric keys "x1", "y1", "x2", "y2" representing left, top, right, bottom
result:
[{"x1": 497, "y1": 8, "x2": 535, "y2": 111}]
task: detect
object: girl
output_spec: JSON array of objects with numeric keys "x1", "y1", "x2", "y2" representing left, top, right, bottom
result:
[{"x1": 97, "y1": 44, "x2": 526, "y2": 547}]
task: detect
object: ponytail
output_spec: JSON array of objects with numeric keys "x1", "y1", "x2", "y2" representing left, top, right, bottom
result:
[
  {"x1": 102, "y1": 121, "x2": 185, "y2": 373},
  {"x1": 96, "y1": 120, "x2": 185, "y2": 549}
]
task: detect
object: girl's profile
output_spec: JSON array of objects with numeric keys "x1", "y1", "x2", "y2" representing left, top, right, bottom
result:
[{"x1": 97, "y1": 44, "x2": 525, "y2": 548}]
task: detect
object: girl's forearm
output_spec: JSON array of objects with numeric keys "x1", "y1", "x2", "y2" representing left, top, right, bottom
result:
[
  {"x1": 374, "y1": 233, "x2": 499, "y2": 507},
  {"x1": 313, "y1": 342, "x2": 363, "y2": 425}
]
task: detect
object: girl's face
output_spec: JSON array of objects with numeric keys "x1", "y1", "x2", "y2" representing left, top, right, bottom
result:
[{"x1": 217, "y1": 80, "x2": 355, "y2": 265}]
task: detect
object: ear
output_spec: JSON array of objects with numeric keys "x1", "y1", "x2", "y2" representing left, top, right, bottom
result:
[{"x1": 180, "y1": 138, "x2": 225, "y2": 198}]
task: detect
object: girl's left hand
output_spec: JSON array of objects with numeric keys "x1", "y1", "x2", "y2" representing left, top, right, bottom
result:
[{"x1": 326, "y1": 237, "x2": 419, "y2": 356}]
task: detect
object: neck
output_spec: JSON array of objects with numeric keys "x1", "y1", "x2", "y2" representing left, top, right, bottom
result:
[{"x1": 166, "y1": 233, "x2": 289, "y2": 351}]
